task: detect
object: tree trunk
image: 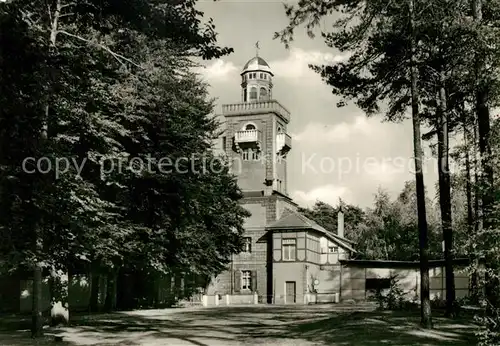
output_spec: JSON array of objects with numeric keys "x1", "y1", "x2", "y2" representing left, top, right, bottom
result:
[
  {"x1": 103, "y1": 270, "x2": 117, "y2": 312},
  {"x1": 89, "y1": 269, "x2": 100, "y2": 312},
  {"x1": 436, "y1": 80, "x2": 455, "y2": 317},
  {"x1": 464, "y1": 121, "x2": 478, "y2": 302},
  {"x1": 473, "y1": 0, "x2": 498, "y2": 316},
  {"x1": 32, "y1": 0, "x2": 62, "y2": 337},
  {"x1": 31, "y1": 248, "x2": 44, "y2": 338},
  {"x1": 409, "y1": 0, "x2": 432, "y2": 329}
]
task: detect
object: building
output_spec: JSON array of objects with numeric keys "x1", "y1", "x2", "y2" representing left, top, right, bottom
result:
[{"x1": 205, "y1": 53, "x2": 356, "y2": 304}]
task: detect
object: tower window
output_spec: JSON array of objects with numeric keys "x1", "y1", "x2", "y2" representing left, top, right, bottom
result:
[
  {"x1": 264, "y1": 74, "x2": 267, "y2": 79},
  {"x1": 250, "y1": 87, "x2": 257, "y2": 100},
  {"x1": 243, "y1": 88, "x2": 247, "y2": 102},
  {"x1": 242, "y1": 149, "x2": 250, "y2": 161},
  {"x1": 242, "y1": 148, "x2": 260, "y2": 161},
  {"x1": 260, "y1": 73, "x2": 264, "y2": 79},
  {"x1": 252, "y1": 73, "x2": 256, "y2": 79},
  {"x1": 260, "y1": 87, "x2": 268, "y2": 101},
  {"x1": 251, "y1": 150, "x2": 260, "y2": 161}
]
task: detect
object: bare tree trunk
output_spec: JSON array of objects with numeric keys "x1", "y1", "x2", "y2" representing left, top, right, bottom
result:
[
  {"x1": 89, "y1": 269, "x2": 100, "y2": 312},
  {"x1": 31, "y1": 237, "x2": 44, "y2": 338},
  {"x1": 103, "y1": 269, "x2": 117, "y2": 312},
  {"x1": 472, "y1": 0, "x2": 498, "y2": 315},
  {"x1": 436, "y1": 78, "x2": 455, "y2": 317},
  {"x1": 32, "y1": 2, "x2": 63, "y2": 336},
  {"x1": 463, "y1": 121, "x2": 479, "y2": 301},
  {"x1": 409, "y1": 0, "x2": 432, "y2": 329}
]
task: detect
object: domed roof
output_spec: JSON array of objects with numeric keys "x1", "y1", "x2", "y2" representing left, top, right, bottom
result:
[{"x1": 241, "y1": 56, "x2": 273, "y2": 76}]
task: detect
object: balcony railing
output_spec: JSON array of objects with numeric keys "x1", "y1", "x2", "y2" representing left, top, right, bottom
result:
[
  {"x1": 277, "y1": 133, "x2": 292, "y2": 154},
  {"x1": 235, "y1": 129, "x2": 261, "y2": 144},
  {"x1": 222, "y1": 100, "x2": 290, "y2": 123}
]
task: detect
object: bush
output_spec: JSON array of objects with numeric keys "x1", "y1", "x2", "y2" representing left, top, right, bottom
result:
[
  {"x1": 475, "y1": 302, "x2": 500, "y2": 346},
  {"x1": 369, "y1": 275, "x2": 414, "y2": 311}
]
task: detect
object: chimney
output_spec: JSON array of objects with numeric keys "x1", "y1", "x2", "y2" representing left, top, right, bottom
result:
[{"x1": 337, "y1": 205, "x2": 344, "y2": 238}]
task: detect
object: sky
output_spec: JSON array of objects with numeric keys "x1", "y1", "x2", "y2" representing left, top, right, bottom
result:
[{"x1": 195, "y1": 0, "x2": 442, "y2": 209}]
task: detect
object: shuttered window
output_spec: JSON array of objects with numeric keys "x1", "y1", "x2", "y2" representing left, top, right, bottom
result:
[{"x1": 241, "y1": 270, "x2": 251, "y2": 290}]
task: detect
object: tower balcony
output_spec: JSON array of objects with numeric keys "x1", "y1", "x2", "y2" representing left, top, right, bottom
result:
[
  {"x1": 235, "y1": 129, "x2": 261, "y2": 143},
  {"x1": 222, "y1": 100, "x2": 290, "y2": 124},
  {"x1": 277, "y1": 133, "x2": 292, "y2": 154},
  {"x1": 234, "y1": 129, "x2": 262, "y2": 152}
]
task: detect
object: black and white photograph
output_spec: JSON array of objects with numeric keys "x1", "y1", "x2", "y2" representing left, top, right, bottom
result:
[{"x1": 0, "y1": 0, "x2": 499, "y2": 345}]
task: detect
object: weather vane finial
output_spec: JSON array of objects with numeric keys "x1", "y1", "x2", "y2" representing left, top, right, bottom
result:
[{"x1": 255, "y1": 41, "x2": 260, "y2": 57}]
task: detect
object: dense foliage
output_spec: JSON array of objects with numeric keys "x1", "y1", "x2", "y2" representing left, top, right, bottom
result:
[{"x1": 0, "y1": 0, "x2": 247, "y2": 336}]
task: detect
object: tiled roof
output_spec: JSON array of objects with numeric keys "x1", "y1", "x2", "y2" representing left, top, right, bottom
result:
[{"x1": 267, "y1": 208, "x2": 357, "y2": 253}]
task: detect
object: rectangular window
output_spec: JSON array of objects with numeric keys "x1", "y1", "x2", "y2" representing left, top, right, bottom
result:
[
  {"x1": 282, "y1": 238, "x2": 296, "y2": 261},
  {"x1": 242, "y1": 149, "x2": 250, "y2": 161},
  {"x1": 329, "y1": 246, "x2": 338, "y2": 253},
  {"x1": 251, "y1": 150, "x2": 260, "y2": 161},
  {"x1": 222, "y1": 137, "x2": 226, "y2": 152},
  {"x1": 260, "y1": 73, "x2": 263, "y2": 79},
  {"x1": 241, "y1": 270, "x2": 252, "y2": 290},
  {"x1": 242, "y1": 237, "x2": 252, "y2": 253}
]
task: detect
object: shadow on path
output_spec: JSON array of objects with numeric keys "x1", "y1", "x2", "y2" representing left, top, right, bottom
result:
[{"x1": 0, "y1": 304, "x2": 478, "y2": 345}]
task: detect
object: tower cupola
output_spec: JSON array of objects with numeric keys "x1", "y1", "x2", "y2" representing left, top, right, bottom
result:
[{"x1": 241, "y1": 53, "x2": 273, "y2": 103}]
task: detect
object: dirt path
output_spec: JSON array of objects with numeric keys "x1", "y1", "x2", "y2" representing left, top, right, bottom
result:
[{"x1": 0, "y1": 304, "x2": 477, "y2": 345}]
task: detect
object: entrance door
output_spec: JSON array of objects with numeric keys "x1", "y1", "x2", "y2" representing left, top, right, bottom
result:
[{"x1": 285, "y1": 281, "x2": 296, "y2": 303}]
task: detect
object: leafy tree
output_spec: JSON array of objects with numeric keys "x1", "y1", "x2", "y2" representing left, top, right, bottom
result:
[
  {"x1": 0, "y1": 0, "x2": 243, "y2": 337},
  {"x1": 298, "y1": 200, "x2": 365, "y2": 241}
]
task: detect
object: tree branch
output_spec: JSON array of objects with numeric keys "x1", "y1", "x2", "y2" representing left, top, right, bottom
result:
[{"x1": 57, "y1": 30, "x2": 141, "y2": 68}]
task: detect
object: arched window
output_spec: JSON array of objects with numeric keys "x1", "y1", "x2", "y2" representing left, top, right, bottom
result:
[
  {"x1": 277, "y1": 126, "x2": 282, "y2": 133},
  {"x1": 260, "y1": 87, "x2": 268, "y2": 100},
  {"x1": 245, "y1": 124, "x2": 256, "y2": 131},
  {"x1": 250, "y1": 87, "x2": 257, "y2": 100}
]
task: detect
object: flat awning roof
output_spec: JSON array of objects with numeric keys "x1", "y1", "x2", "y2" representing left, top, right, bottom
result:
[{"x1": 339, "y1": 258, "x2": 479, "y2": 269}]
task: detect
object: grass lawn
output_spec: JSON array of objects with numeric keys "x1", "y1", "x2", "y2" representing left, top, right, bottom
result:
[{"x1": 0, "y1": 303, "x2": 479, "y2": 345}]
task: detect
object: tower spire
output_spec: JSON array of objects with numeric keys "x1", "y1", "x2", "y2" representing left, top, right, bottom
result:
[{"x1": 255, "y1": 41, "x2": 260, "y2": 57}]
